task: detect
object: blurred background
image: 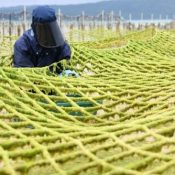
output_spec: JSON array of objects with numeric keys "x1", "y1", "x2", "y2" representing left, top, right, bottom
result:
[{"x1": 0, "y1": 0, "x2": 174, "y2": 40}]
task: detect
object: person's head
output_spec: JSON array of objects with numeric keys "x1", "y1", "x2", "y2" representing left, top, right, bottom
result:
[{"x1": 31, "y1": 6, "x2": 65, "y2": 48}]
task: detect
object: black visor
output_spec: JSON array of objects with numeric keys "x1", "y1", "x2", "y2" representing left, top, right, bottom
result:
[{"x1": 34, "y1": 20, "x2": 65, "y2": 48}]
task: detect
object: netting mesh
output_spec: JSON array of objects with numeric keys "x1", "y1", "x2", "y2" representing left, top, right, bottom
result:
[{"x1": 0, "y1": 29, "x2": 175, "y2": 175}]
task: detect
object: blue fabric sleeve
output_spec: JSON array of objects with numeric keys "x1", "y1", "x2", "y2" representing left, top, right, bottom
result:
[
  {"x1": 13, "y1": 37, "x2": 34, "y2": 68},
  {"x1": 60, "y1": 42, "x2": 71, "y2": 60}
]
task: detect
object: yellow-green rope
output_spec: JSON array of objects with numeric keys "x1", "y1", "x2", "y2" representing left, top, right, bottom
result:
[{"x1": 0, "y1": 29, "x2": 174, "y2": 175}]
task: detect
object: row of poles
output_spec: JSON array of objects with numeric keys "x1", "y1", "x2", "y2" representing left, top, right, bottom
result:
[
  {"x1": 0, "y1": 6, "x2": 174, "y2": 24},
  {"x1": 0, "y1": 6, "x2": 174, "y2": 37}
]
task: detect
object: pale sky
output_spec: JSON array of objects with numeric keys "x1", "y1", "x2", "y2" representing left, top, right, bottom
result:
[{"x1": 0, "y1": 0, "x2": 104, "y2": 7}]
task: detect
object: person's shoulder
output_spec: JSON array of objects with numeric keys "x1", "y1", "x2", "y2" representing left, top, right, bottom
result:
[
  {"x1": 23, "y1": 29, "x2": 35, "y2": 39},
  {"x1": 14, "y1": 29, "x2": 35, "y2": 50},
  {"x1": 14, "y1": 36, "x2": 27, "y2": 52}
]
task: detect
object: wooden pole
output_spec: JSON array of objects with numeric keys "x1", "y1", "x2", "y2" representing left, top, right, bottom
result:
[
  {"x1": 111, "y1": 10, "x2": 114, "y2": 30},
  {"x1": 82, "y1": 11, "x2": 85, "y2": 30},
  {"x1": 119, "y1": 10, "x2": 122, "y2": 19},
  {"x1": 58, "y1": 9, "x2": 61, "y2": 27},
  {"x1": 23, "y1": 5, "x2": 27, "y2": 30},
  {"x1": 2, "y1": 18, "x2": 4, "y2": 36},
  {"x1": 101, "y1": 10, "x2": 104, "y2": 28},
  {"x1": 9, "y1": 13, "x2": 12, "y2": 37}
]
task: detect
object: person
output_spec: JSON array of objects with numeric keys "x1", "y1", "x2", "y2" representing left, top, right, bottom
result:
[{"x1": 13, "y1": 6, "x2": 71, "y2": 71}]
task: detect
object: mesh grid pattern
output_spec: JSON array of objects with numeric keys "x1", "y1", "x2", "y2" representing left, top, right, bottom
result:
[{"x1": 0, "y1": 29, "x2": 175, "y2": 175}]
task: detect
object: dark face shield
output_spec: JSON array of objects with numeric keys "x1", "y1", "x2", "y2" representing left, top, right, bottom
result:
[{"x1": 33, "y1": 20, "x2": 65, "y2": 48}]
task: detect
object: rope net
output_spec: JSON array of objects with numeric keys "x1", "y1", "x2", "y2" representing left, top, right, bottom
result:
[{"x1": 0, "y1": 29, "x2": 175, "y2": 175}]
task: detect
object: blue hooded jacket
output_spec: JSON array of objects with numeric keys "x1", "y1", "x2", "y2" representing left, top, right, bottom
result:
[{"x1": 13, "y1": 6, "x2": 71, "y2": 68}]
